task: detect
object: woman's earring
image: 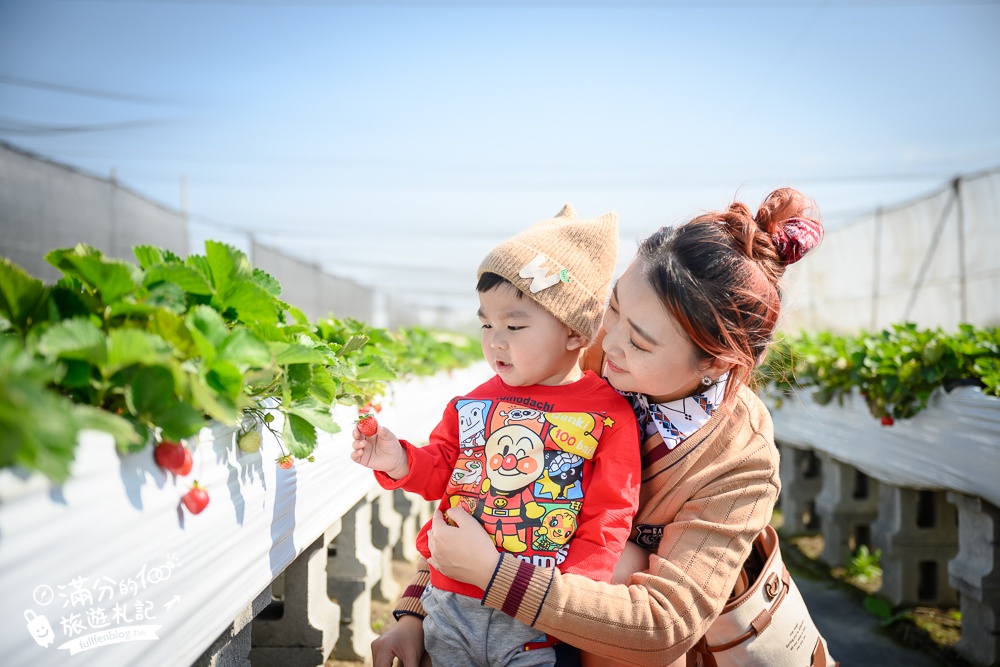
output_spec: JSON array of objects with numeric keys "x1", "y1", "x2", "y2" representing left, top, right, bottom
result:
[{"x1": 701, "y1": 376, "x2": 712, "y2": 387}]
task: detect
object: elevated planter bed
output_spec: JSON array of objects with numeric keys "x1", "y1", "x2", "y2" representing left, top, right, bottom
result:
[
  {"x1": 767, "y1": 385, "x2": 1000, "y2": 506},
  {"x1": 0, "y1": 362, "x2": 492, "y2": 666}
]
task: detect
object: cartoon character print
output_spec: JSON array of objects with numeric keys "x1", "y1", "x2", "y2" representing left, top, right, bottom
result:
[
  {"x1": 480, "y1": 423, "x2": 546, "y2": 553},
  {"x1": 532, "y1": 502, "x2": 582, "y2": 552},
  {"x1": 535, "y1": 451, "x2": 584, "y2": 500},
  {"x1": 445, "y1": 399, "x2": 617, "y2": 560},
  {"x1": 498, "y1": 407, "x2": 545, "y2": 427},
  {"x1": 457, "y1": 399, "x2": 490, "y2": 448}
]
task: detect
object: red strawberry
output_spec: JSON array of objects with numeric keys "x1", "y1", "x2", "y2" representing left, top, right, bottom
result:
[
  {"x1": 176, "y1": 447, "x2": 194, "y2": 476},
  {"x1": 155, "y1": 440, "x2": 191, "y2": 475},
  {"x1": 880, "y1": 415, "x2": 895, "y2": 426},
  {"x1": 182, "y1": 482, "x2": 209, "y2": 514},
  {"x1": 277, "y1": 455, "x2": 294, "y2": 470},
  {"x1": 356, "y1": 413, "x2": 379, "y2": 437}
]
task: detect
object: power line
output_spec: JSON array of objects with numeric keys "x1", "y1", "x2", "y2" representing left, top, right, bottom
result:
[
  {"x1": 0, "y1": 74, "x2": 173, "y2": 105},
  {"x1": 53, "y1": 0, "x2": 1000, "y2": 7},
  {"x1": 0, "y1": 115, "x2": 167, "y2": 137}
]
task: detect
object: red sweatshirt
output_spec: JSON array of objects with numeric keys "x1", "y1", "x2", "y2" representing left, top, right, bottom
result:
[{"x1": 376, "y1": 371, "x2": 641, "y2": 599}]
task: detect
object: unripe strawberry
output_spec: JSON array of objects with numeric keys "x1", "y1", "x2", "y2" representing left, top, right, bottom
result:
[
  {"x1": 277, "y1": 455, "x2": 294, "y2": 469},
  {"x1": 238, "y1": 430, "x2": 262, "y2": 453}
]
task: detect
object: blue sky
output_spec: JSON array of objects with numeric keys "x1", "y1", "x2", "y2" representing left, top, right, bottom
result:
[{"x1": 2, "y1": 0, "x2": 999, "y2": 313}]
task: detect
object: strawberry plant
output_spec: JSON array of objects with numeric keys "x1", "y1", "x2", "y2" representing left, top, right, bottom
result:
[
  {"x1": 0, "y1": 242, "x2": 480, "y2": 482},
  {"x1": 758, "y1": 323, "x2": 1000, "y2": 422}
]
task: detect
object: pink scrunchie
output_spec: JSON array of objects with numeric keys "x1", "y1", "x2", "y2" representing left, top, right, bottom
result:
[{"x1": 771, "y1": 217, "x2": 823, "y2": 265}]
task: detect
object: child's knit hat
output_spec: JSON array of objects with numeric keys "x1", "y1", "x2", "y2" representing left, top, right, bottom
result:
[{"x1": 477, "y1": 204, "x2": 619, "y2": 340}]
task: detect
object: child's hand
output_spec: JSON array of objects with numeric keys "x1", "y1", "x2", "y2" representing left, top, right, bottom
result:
[{"x1": 351, "y1": 423, "x2": 409, "y2": 479}]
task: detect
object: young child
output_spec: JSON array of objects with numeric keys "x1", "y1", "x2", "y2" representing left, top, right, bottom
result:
[{"x1": 351, "y1": 205, "x2": 641, "y2": 667}]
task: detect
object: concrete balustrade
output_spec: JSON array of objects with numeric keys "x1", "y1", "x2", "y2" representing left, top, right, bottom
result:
[
  {"x1": 814, "y1": 454, "x2": 880, "y2": 565},
  {"x1": 771, "y1": 385, "x2": 1000, "y2": 666},
  {"x1": 872, "y1": 487, "x2": 958, "y2": 607}
]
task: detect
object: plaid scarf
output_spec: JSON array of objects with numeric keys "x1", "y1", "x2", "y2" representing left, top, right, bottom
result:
[{"x1": 619, "y1": 374, "x2": 727, "y2": 451}]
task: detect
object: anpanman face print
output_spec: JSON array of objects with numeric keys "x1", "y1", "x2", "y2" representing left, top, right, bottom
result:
[{"x1": 484, "y1": 424, "x2": 545, "y2": 493}]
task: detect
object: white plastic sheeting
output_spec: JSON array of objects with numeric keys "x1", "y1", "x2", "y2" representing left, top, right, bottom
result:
[
  {"x1": 769, "y1": 386, "x2": 1000, "y2": 507},
  {"x1": 0, "y1": 362, "x2": 493, "y2": 667},
  {"x1": 781, "y1": 167, "x2": 1000, "y2": 333}
]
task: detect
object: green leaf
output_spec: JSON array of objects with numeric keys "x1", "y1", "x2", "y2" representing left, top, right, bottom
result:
[
  {"x1": 252, "y1": 268, "x2": 282, "y2": 297},
  {"x1": 286, "y1": 305, "x2": 310, "y2": 326},
  {"x1": 204, "y1": 241, "x2": 253, "y2": 295},
  {"x1": 144, "y1": 263, "x2": 213, "y2": 295},
  {"x1": 282, "y1": 412, "x2": 317, "y2": 458},
  {"x1": 0, "y1": 257, "x2": 50, "y2": 334},
  {"x1": 206, "y1": 360, "x2": 244, "y2": 398},
  {"x1": 126, "y1": 365, "x2": 176, "y2": 418},
  {"x1": 287, "y1": 363, "x2": 313, "y2": 400},
  {"x1": 273, "y1": 343, "x2": 328, "y2": 365},
  {"x1": 0, "y1": 394, "x2": 66, "y2": 479},
  {"x1": 217, "y1": 328, "x2": 272, "y2": 370},
  {"x1": 156, "y1": 401, "x2": 208, "y2": 441},
  {"x1": 220, "y1": 282, "x2": 280, "y2": 325},
  {"x1": 37, "y1": 317, "x2": 107, "y2": 363},
  {"x1": 76, "y1": 404, "x2": 144, "y2": 453},
  {"x1": 356, "y1": 358, "x2": 397, "y2": 382},
  {"x1": 106, "y1": 329, "x2": 171, "y2": 375},
  {"x1": 338, "y1": 334, "x2": 369, "y2": 356},
  {"x1": 863, "y1": 595, "x2": 893, "y2": 620},
  {"x1": 46, "y1": 247, "x2": 139, "y2": 304},
  {"x1": 190, "y1": 379, "x2": 239, "y2": 425},
  {"x1": 309, "y1": 367, "x2": 338, "y2": 403},
  {"x1": 133, "y1": 245, "x2": 170, "y2": 270},
  {"x1": 186, "y1": 304, "x2": 228, "y2": 356},
  {"x1": 286, "y1": 396, "x2": 340, "y2": 433}
]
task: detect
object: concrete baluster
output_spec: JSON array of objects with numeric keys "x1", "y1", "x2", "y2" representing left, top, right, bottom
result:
[
  {"x1": 327, "y1": 496, "x2": 380, "y2": 661},
  {"x1": 249, "y1": 524, "x2": 343, "y2": 667},
  {"x1": 370, "y1": 487, "x2": 403, "y2": 603},
  {"x1": 777, "y1": 443, "x2": 824, "y2": 535},
  {"x1": 815, "y1": 455, "x2": 880, "y2": 566},
  {"x1": 871, "y1": 487, "x2": 958, "y2": 606},
  {"x1": 193, "y1": 586, "x2": 272, "y2": 667},
  {"x1": 947, "y1": 492, "x2": 1000, "y2": 667}
]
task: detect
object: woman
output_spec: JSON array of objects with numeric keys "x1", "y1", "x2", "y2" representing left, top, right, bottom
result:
[{"x1": 374, "y1": 188, "x2": 824, "y2": 667}]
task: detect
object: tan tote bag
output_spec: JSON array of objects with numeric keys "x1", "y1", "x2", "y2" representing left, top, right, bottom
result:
[{"x1": 695, "y1": 525, "x2": 838, "y2": 667}]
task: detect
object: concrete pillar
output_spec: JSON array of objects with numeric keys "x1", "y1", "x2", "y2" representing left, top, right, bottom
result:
[
  {"x1": 193, "y1": 585, "x2": 272, "y2": 667},
  {"x1": 250, "y1": 524, "x2": 342, "y2": 667},
  {"x1": 777, "y1": 443, "x2": 823, "y2": 535},
  {"x1": 393, "y1": 489, "x2": 426, "y2": 562},
  {"x1": 371, "y1": 488, "x2": 403, "y2": 604},
  {"x1": 947, "y1": 493, "x2": 1000, "y2": 667},
  {"x1": 815, "y1": 455, "x2": 879, "y2": 566},
  {"x1": 871, "y1": 487, "x2": 958, "y2": 606},
  {"x1": 327, "y1": 496, "x2": 380, "y2": 661}
]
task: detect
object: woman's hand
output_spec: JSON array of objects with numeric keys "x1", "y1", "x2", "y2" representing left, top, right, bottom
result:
[
  {"x1": 371, "y1": 614, "x2": 428, "y2": 667},
  {"x1": 426, "y1": 507, "x2": 499, "y2": 590}
]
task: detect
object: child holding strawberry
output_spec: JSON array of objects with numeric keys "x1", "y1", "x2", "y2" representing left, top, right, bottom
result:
[{"x1": 351, "y1": 206, "x2": 641, "y2": 667}]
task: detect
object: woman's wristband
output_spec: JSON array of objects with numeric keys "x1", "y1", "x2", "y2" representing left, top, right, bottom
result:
[{"x1": 391, "y1": 569, "x2": 430, "y2": 621}]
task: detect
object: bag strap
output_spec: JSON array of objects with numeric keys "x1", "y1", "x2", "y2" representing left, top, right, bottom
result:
[{"x1": 703, "y1": 566, "x2": 791, "y2": 653}]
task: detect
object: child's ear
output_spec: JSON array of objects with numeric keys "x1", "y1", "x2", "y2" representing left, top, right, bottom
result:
[{"x1": 566, "y1": 330, "x2": 588, "y2": 352}]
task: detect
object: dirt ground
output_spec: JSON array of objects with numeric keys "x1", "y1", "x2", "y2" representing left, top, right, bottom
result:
[{"x1": 326, "y1": 558, "x2": 419, "y2": 667}]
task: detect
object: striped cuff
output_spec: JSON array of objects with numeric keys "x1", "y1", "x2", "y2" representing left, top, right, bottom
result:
[
  {"x1": 482, "y1": 554, "x2": 553, "y2": 626},
  {"x1": 392, "y1": 569, "x2": 430, "y2": 621}
]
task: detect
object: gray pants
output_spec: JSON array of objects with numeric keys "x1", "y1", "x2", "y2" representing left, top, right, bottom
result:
[{"x1": 421, "y1": 585, "x2": 556, "y2": 667}]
